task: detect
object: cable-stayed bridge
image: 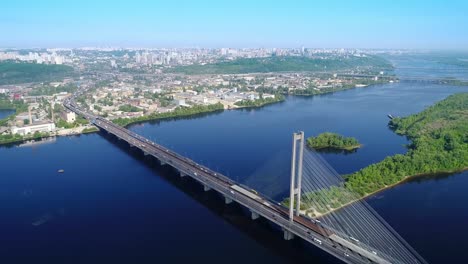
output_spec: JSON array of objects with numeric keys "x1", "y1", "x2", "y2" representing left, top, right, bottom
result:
[{"x1": 64, "y1": 94, "x2": 427, "y2": 264}]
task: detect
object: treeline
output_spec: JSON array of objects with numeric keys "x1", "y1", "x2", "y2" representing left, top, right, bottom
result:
[
  {"x1": 167, "y1": 55, "x2": 393, "y2": 75},
  {"x1": 55, "y1": 116, "x2": 89, "y2": 129},
  {"x1": 0, "y1": 131, "x2": 50, "y2": 145},
  {"x1": 284, "y1": 93, "x2": 468, "y2": 215},
  {"x1": 234, "y1": 94, "x2": 285, "y2": 107},
  {"x1": 0, "y1": 61, "x2": 73, "y2": 85},
  {"x1": 118, "y1": 104, "x2": 141, "y2": 112},
  {"x1": 28, "y1": 84, "x2": 77, "y2": 96},
  {"x1": 113, "y1": 103, "x2": 224, "y2": 127},
  {"x1": 307, "y1": 132, "x2": 361, "y2": 150}
]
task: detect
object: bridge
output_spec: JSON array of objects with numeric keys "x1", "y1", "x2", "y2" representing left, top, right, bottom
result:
[
  {"x1": 336, "y1": 73, "x2": 468, "y2": 83},
  {"x1": 64, "y1": 92, "x2": 428, "y2": 264}
]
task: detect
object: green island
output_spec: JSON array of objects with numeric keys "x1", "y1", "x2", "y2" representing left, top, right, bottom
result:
[
  {"x1": 112, "y1": 103, "x2": 225, "y2": 127},
  {"x1": 167, "y1": 56, "x2": 392, "y2": 75},
  {"x1": 283, "y1": 93, "x2": 468, "y2": 216},
  {"x1": 234, "y1": 94, "x2": 285, "y2": 108},
  {"x1": 307, "y1": 132, "x2": 361, "y2": 151},
  {"x1": 0, "y1": 61, "x2": 74, "y2": 85}
]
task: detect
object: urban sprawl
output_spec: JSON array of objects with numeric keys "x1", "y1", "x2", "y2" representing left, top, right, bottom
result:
[{"x1": 0, "y1": 48, "x2": 397, "y2": 144}]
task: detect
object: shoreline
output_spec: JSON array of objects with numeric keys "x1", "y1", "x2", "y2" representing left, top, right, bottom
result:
[
  {"x1": 0, "y1": 126, "x2": 99, "y2": 146},
  {"x1": 232, "y1": 97, "x2": 285, "y2": 109},
  {"x1": 314, "y1": 166, "x2": 468, "y2": 218},
  {"x1": 310, "y1": 144, "x2": 362, "y2": 151}
]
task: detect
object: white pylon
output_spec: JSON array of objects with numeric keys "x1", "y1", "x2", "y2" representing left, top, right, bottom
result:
[{"x1": 289, "y1": 131, "x2": 304, "y2": 222}]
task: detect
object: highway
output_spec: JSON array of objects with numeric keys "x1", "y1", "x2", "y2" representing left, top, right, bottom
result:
[{"x1": 64, "y1": 94, "x2": 407, "y2": 264}]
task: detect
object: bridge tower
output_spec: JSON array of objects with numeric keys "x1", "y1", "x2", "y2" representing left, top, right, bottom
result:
[{"x1": 289, "y1": 131, "x2": 304, "y2": 222}]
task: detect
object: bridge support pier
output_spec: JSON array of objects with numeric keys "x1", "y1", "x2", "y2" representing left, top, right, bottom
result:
[
  {"x1": 203, "y1": 185, "x2": 211, "y2": 192},
  {"x1": 224, "y1": 196, "x2": 233, "y2": 204},
  {"x1": 283, "y1": 229, "x2": 295, "y2": 241},
  {"x1": 250, "y1": 210, "x2": 259, "y2": 220}
]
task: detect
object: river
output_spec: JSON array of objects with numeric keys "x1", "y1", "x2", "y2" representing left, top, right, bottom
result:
[{"x1": 0, "y1": 55, "x2": 467, "y2": 263}]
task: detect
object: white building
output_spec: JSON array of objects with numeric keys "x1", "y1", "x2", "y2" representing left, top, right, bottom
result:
[
  {"x1": 11, "y1": 122, "x2": 56, "y2": 136},
  {"x1": 61, "y1": 111, "x2": 76, "y2": 123}
]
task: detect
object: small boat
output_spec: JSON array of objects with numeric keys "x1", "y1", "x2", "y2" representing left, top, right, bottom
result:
[
  {"x1": 58, "y1": 169, "x2": 65, "y2": 173},
  {"x1": 32, "y1": 214, "x2": 53, "y2": 226},
  {"x1": 387, "y1": 114, "x2": 394, "y2": 119}
]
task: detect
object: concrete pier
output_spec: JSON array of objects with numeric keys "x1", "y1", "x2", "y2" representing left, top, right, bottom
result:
[
  {"x1": 283, "y1": 229, "x2": 295, "y2": 240},
  {"x1": 251, "y1": 210, "x2": 260, "y2": 220}
]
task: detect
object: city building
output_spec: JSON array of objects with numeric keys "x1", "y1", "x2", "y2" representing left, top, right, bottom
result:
[
  {"x1": 11, "y1": 122, "x2": 56, "y2": 136},
  {"x1": 61, "y1": 111, "x2": 76, "y2": 123}
]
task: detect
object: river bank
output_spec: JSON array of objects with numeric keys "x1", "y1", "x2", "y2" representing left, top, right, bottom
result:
[
  {"x1": 0, "y1": 125, "x2": 98, "y2": 146},
  {"x1": 308, "y1": 166, "x2": 468, "y2": 218}
]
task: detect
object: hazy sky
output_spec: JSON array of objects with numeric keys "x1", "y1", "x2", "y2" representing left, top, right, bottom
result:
[{"x1": 1, "y1": 0, "x2": 467, "y2": 49}]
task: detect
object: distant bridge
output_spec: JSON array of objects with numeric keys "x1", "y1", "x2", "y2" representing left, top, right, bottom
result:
[
  {"x1": 64, "y1": 91, "x2": 427, "y2": 264},
  {"x1": 336, "y1": 73, "x2": 468, "y2": 84}
]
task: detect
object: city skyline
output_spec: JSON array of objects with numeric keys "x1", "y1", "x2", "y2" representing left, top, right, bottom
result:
[{"x1": 2, "y1": 0, "x2": 468, "y2": 50}]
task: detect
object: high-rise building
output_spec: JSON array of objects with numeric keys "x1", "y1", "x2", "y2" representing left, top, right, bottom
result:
[{"x1": 135, "y1": 52, "x2": 141, "y2": 64}]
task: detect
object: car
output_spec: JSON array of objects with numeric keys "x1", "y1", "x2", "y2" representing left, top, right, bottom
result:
[{"x1": 313, "y1": 238, "x2": 322, "y2": 245}]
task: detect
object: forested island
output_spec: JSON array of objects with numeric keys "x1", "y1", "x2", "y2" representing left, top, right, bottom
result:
[
  {"x1": 0, "y1": 61, "x2": 73, "y2": 85},
  {"x1": 307, "y1": 132, "x2": 361, "y2": 151},
  {"x1": 167, "y1": 55, "x2": 392, "y2": 75},
  {"x1": 284, "y1": 93, "x2": 468, "y2": 216}
]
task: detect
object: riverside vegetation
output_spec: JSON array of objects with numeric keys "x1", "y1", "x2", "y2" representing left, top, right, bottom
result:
[
  {"x1": 284, "y1": 93, "x2": 468, "y2": 216},
  {"x1": 234, "y1": 94, "x2": 285, "y2": 108},
  {"x1": 307, "y1": 133, "x2": 361, "y2": 151},
  {"x1": 112, "y1": 103, "x2": 225, "y2": 127}
]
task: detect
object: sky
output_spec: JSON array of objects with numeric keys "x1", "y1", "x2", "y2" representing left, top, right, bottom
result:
[{"x1": 1, "y1": 0, "x2": 467, "y2": 49}]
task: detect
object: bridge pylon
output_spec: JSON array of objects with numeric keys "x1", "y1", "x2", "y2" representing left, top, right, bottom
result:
[{"x1": 289, "y1": 131, "x2": 304, "y2": 222}]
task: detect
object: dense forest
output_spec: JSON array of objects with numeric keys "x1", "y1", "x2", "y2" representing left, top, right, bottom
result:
[
  {"x1": 113, "y1": 103, "x2": 224, "y2": 127},
  {"x1": 307, "y1": 132, "x2": 361, "y2": 150},
  {"x1": 284, "y1": 93, "x2": 468, "y2": 215},
  {"x1": 166, "y1": 55, "x2": 392, "y2": 75},
  {"x1": 0, "y1": 61, "x2": 73, "y2": 85}
]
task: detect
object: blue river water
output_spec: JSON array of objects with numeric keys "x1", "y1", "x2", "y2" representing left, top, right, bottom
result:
[{"x1": 0, "y1": 57, "x2": 467, "y2": 263}]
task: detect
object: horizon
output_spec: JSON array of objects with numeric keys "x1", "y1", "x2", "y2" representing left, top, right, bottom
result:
[{"x1": 2, "y1": 0, "x2": 468, "y2": 50}]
